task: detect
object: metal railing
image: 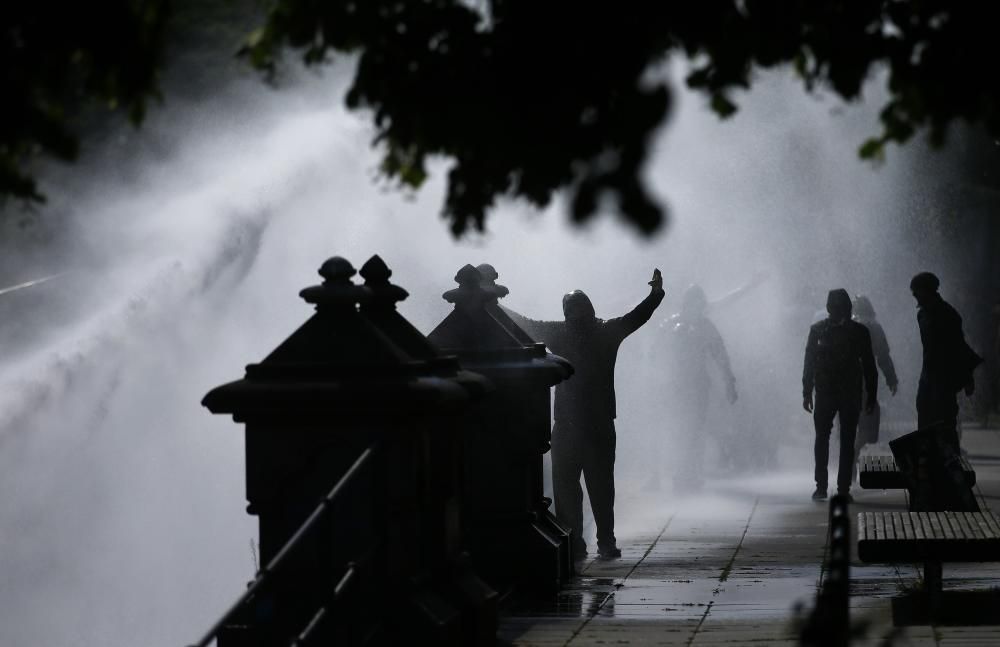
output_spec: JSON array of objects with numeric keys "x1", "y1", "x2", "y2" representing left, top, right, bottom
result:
[{"x1": 187, "y1": 446, "x2": 375, "y2": 647}]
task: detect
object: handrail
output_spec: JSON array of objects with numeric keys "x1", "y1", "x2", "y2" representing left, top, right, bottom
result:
[
  {"x1": 187, "y1": 447, "x2": 375, "y2": 647},
  {"x1": 285, "y1": 562, "x2": 357, "y2": 647},
  {"x1": 288, "y1": 605, "x2": 327, "y2": 647}
]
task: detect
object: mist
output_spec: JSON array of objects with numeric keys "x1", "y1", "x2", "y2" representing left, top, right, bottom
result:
[{"x1": 0, "y1": 58, "x2": 976, "y2": 646}]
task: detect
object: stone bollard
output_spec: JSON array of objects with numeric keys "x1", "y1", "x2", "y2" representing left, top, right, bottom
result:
[
  {"x1": 200, "y1": 256, "x2": 495, "y2": 647},
  {"x1": 427, "y1": 264, "x2": 575, "y2": 596}
]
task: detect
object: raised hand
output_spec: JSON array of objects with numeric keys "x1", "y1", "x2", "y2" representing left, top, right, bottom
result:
[{"x1": 648, "y1": 268, "x2": 663, "y2": 291}]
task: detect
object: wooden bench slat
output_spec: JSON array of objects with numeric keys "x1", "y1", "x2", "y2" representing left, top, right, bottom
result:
[
  {"x1": 984, "y1": 512, "x2": 1000, "y2": 537},
  {"x1": 875, "y1": 511, "x2": 886, "y2": 540},
  {"x1": 969, "y1": 513, "x2": 989, "y2": 539},
  {"x1": 926, "y1": 512, "x2": 940, "y2": 540},
  {"x1": 974, "y1": 513, "x2": 999, "y2": 540},
  {"x1": 949, "y1": 512, "x2": 968, "y2": 540},
  {"x1": 933, "y1": 512, "x2": 952, "y2": 540},
  {"x1": 957, "y1": 512, "x2": 978, "y2": 540},
  {"x1": 942, "y1": 512, "x2": 962, "y2": 540},
  {"x1": 910, "y1": 512, "x2": 924, "y2": 540},
  {"x1": 956, "y1": 512, "x2": 982, "y2": 540},
  {"x1": 901, "y1": 512, "x2": 915, "y2": 541}
]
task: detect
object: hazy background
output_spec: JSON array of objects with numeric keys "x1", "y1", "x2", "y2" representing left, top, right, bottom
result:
[{"x1": 0, "y1": 57, "x2": 982, "y2": 646}]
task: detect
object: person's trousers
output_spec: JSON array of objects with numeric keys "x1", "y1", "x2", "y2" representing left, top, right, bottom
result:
[
  {"x1": 917, "y1": 377, "x2": 960, "y2": 453},
  {"x1": 813, "y1": 392, "x2": 861, "y2": 493},
  {"x1": 551, "y1": 419, "x2": 617, "y2": 554}
]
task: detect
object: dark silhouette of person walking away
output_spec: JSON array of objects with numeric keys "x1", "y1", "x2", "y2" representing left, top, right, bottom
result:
[
  {"x1": 504, "y1": 269, "x2": 665, "y2": 560},
  {"x1": 802, "y1": 289, "x2": 877, "y2": 502},
  {"x1": 910, "y1": 272, "x2": 982, "y2": 453}
]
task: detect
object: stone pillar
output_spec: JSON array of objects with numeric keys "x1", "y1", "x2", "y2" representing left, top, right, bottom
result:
[
  {"x1": 202, "y1": 255, "x2": 495, "y2": 646},
  {"x1": 427, "y1": 264, "x2": 574, "y2": 595}
]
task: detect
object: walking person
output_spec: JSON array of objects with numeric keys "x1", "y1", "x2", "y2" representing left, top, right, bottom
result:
[
  {"x1": 802, "y1": 289, "x2": 877, "y2": 502},
  {"x1": 910, "y1": 272, "x2": 982, "y2": 453}
]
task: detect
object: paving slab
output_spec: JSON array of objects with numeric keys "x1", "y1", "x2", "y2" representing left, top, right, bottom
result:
[{"x1": 499, "y1": 423, "x2": 1000, "y2": 645}]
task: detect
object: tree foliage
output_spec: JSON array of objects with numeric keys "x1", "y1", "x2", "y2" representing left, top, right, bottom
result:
[
  {"x1": 242, "y1": 1, "x2": 1000, "y2": 235},
  {"x1": 1, "y1": 2, "x2": 170, "y2": 202},
  {"x1": 4, "y1": 2, "x2": 1000, "y2": 235}
]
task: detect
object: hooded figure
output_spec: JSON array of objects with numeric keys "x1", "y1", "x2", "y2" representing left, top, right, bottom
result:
[
  {"x1": 663, "y1": 283, "x2": 738, "y2": 491},
  {"x1": 504, "y1": 270, "x2": 664, "y2": 560},
  {"x1": 910, "y1": 272, "x2": 982, "y2": 451},
  {"x1": 802, "y1": 289, "x2": 877, "y2": 501},
  {"x1": 851, "y1": 295, "x2": 898, "y2": 467}
]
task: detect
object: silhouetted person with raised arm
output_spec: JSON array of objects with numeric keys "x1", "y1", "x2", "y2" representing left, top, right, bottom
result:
[
  {"x1": 504, "y1": 269, "x2": 665, "y2": 560},
  {"x1": 910, "y1": 272, "x2": 982, "y2": 452},
  {"x1": 851, "y1": 295, "x2": 898, "y2": 471},
  {"x1": 803, "y1": 289, "x2": 877, "y2": 502}
]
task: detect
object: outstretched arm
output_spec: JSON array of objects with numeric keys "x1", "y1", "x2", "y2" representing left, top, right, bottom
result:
[
  {"x1": 499, "y1": 305, "x2": 562, "y2": 343},
  {"x1": 608, "y1": 269, "x2": 666, "y2": 340},
  {"x1": 706, "y1": 271, "x2": 768, "y2": 313}
]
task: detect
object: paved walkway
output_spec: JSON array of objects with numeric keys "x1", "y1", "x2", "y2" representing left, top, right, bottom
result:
[{"x1": 500, "y1": 424, "x2": 1000, "y2": 645}]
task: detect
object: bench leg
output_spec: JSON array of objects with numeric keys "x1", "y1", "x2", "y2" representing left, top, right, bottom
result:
[{"x1": 924, "y1": 560, "x2": 943, "y2": 622}]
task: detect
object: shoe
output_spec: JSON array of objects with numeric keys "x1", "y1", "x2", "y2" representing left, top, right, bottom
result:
[
  {"x1": 571, "y1": 542, "x2": 588, "y2": 562},
  {"x1": 597, "y1": 546, "x2": 622, "y2": 560},
  {"x1": 838, "y1": 491, "x2": 854, "y2": 503},
  {"x1": 811, "y1": 487, "x2": 827, "y2": 501}
]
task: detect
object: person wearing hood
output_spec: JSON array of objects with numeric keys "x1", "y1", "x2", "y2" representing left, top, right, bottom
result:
[
  {"x1": 851, "y1": 295, "x2": 898, "y2": 470},
  {"x1": 503, "y1": 269, "x2": 664, "y2": 560},
  {"x1": 663, "y1": 283, "x2": 739, "y2": 491},
  {"x1": 910, "y1": 272, "x2": 983, "y2": 451},
  {"x1": 802, "y1": 289, "x2": 877, "y2": 502}
]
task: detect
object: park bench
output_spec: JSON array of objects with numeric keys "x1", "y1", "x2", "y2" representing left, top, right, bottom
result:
[
  {"x1": 857, "y1": 510, "x2": 1000, "y2": 616},
  {"x1": 858, "y1": 454, "x2": 976, "y2": 490}
]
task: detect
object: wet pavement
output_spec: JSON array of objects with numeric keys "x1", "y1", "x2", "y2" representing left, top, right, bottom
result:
[{"x1": 499, "y1": 423, "x2": 1000, "y2": 645}]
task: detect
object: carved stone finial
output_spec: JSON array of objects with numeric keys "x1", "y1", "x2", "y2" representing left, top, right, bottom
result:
[
  {"x1": 318, "y1": 257, "x2": 356, "y2": 283},
  {"x1": 476, "y1": 263, "x2": 510, "y2": 299},
  {"x1": 443, "y1": 265, "x2": 489, "y2": 306},
  {"x1": 360, "y1": 254, "x2": 408, "y2": 305},
  {"x1": 359, "y1": 255, "x2": 391, "y2": 284},
  {"x1": 300, "y1": 256, "x2": 368, "y2": 308}
]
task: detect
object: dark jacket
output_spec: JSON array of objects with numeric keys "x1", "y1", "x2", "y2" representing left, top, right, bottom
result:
[
  {"x1": 803, "y1": 318, "x2": 877, "y2": 403},
  {"x1": 917, "y1": 294, "x2": 982, "y2": 392},
  {"x1": 505, "y1": 289, "x2": 664, "y2": 423}
]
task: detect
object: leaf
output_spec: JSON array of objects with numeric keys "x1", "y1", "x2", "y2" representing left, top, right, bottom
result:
[
  {"x1": 858, "y1": 137, "x2": 884, "y2": 161},
  {"x1": 710, "y1": 92, "x2": 738, "y2": 119}
]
